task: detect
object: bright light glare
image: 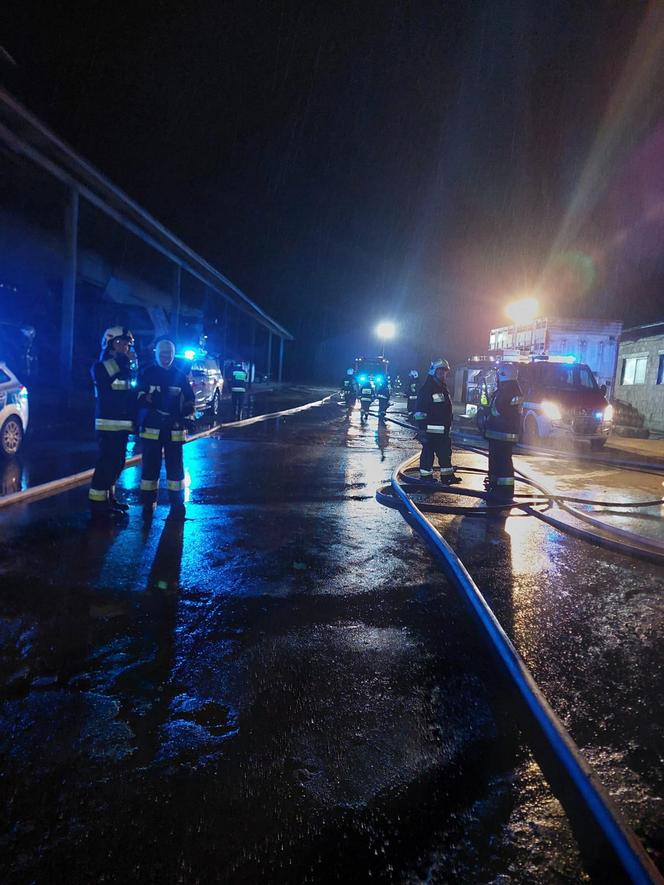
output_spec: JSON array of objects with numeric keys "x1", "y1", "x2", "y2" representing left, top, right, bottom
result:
[
  {"x1": 183, "y1": 349, "x2": 196, "y2": 360},
  {"x1": 375, "y1": 321, "x2": 396, "y2": 340},
  {"x1": 604, "y1": 404, "x2": 613, "y2": 422},
  {"x1": 541, "y1": 400, "x2": 562, "y2": 421},
  {"x1": 505, "y1": 297, "x2": 539, "y2": 324}
]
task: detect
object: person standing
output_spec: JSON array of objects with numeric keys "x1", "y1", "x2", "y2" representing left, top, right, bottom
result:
[
  {"x1": 413, "y1": 358, "x2": 460, "y2": 484},
  {"x1": 88, "y1": 327, "x2": 136, "y2": 518},
  {"x1": 358, "y1": 376, "x2": 375, "y2": 422},
  {"x1": 231, "y1": 362, "x2": 249, "y2": 420},
  {"x1": 484, "y1": 363, "x2": 523, "y2": 499},
  {"x1": 341, "y1": 368, "x2": 357, "y2": 408},
  {"x1": 375, "y1": 375, "x2": 390, "y2": 423},
  {"x1": 406, "y1": 369, "x2": 419, "y2": 414},
  {"x1": 137, "y1": 338, "x2": 195, "y2": 520}
]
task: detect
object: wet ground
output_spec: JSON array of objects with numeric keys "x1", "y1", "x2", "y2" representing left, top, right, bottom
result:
[
  {"x1": 1, "y1": 397, "x2": 663, "y2": 882},
  {"x1": 0, "y1": 386, "x2": 326, "y2": 498}
]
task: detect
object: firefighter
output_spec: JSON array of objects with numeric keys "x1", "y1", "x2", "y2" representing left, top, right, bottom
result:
[
  {"x1": 375, "y1": 375, "x2": 390, "y2": 423},
  {"x1": 413, "y1": 358, "x2": 460, "y2": 483},
  {"x1": 231, "y1": 362, "x2": 249, "y2": 420},
  {"x1": 341, "y1": 368, "x2": 357, "y2": 408},
  {"x1": 137, "y1": 338, "x2": 195, "y2": 520},
  {"x1": 484, "y1": 362, "x2": 523, "y2": 499},
  {"x1": 406, "y1": 369, "x2": 419, "y2": 414},
  {"x1": 88, "y1": 327, "x2": 136, "y2": 518},
  {"x1": 358, "y1": 376, "x2": 375, "y2": 422}
]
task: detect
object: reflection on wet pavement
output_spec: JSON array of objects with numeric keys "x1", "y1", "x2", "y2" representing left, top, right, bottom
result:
[{"x1": 1, "y1": 401, "x2": 663, "y2": 879}]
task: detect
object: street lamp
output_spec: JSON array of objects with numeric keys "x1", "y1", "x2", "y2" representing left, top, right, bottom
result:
[
  {"x1": 505, "y1": 297, "x2": 539, "y2": 350},
  {"x1": 375, "y1": 321, "x2": 396, "y2": 357}
]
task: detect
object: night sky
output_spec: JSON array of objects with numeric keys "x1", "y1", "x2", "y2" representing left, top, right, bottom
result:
[{"x1": 3, "y1": 1, "x2": 664, "y2": 374}]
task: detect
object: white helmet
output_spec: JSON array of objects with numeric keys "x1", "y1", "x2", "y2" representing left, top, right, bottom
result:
[
  {"x1": 428, "y1": 358, "x2": 450, "y2": 376},
  {"x1": 497, "y1": 363, "x2": 518, "y2": 382},
  {"x1": 409, "y1": 369, "x2": 419, "y2": 378},
  {"x1": 347, "y1": 368, "x2": 354, "y2": 375},
  {"x1": 101, "y1": 326, "x2": 134, "y2": 350}
]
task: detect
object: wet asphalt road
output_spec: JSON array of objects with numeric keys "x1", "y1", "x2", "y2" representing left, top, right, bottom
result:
[
  {"x1": 1, "y1": 397, "x2": 663, "y2": 882},
  {"x1": 0, "y1": 386, "x2": 324, "y2": 498}
]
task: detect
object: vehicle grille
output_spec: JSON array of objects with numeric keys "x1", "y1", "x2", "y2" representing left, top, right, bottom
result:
[{"x1": 572, "y1": 416, "x2": 600, "y2": 435}]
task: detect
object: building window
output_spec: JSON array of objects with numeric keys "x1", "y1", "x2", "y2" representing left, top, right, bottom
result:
[
  {"x1": 658, "y1": 354, "x2": 664, "y2": 385},
  {"x1": 621, "y1": 356, "x2": 648, "y2": 385}
]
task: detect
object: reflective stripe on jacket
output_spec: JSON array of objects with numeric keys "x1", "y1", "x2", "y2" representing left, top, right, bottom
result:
[
  {"x1": 414, "y1": 376, "x2": 452, "y2": 434},
  {"x1": 91, "y1": 350, "x2": 136, "y2": 431},
  {"x1": 485, "y1": 379, "x2": 522, "y2": 443}
]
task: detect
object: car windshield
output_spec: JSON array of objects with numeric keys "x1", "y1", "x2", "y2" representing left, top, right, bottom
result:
[{"x1": 540, "y1": 363, "x2": 597, "y2": 390}]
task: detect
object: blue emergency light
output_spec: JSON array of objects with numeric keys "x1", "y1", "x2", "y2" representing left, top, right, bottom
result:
[
  {"x1": 358, "y1": 374, "x2": 368, "y2": 383},
  {"x1": 375, "y1": 374, "x2": 384, "y2": 384},
  {"x1": 183, "y1": 349, "x2": 196, "y2": 360}
]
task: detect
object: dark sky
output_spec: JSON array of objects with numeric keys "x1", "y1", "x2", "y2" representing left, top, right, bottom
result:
[{"x1": 3, "y1": 0, "x2": 664, "y2": 371}]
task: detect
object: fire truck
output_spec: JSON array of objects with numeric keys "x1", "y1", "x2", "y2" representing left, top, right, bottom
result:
[{"x1": 353, "y1": 356, "x2": 390, "y2": 389}]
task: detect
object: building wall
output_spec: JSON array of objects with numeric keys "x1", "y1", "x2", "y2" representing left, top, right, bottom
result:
[
  {"x1": 614, "y1": 335, "x2": 664, "y2": 432},
  {"x1": 488, "y1": 317, "x2": 622, "y2": 391}
]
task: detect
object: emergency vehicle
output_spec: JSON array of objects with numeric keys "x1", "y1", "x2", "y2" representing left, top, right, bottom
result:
[
  {"x1": 0, "y1": 361, "x2": 29, "y2": 456},
  {"x1": 354, "y1": 356, "x2": 390, "y2": 389},
  {"x1": 475, "y1": 354, "x2": 613, "y2": 449}
]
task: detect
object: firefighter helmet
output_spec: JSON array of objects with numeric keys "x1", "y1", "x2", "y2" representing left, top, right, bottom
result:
[
  {"x1": 101, "y1": 326, "x2": 134, "y2": 350},
  {"x1": 346, "y1": 368, "x2": 354, "y2": 376},
  {"x1": 428, "y1": 358, "x2": 450, "y2": 376},
  {"x1": 409, "y1": 369, "x2": 419, "y2": 378},
  {"x1": 497, "y1": 363, "x2": 518, "y2": 382}
]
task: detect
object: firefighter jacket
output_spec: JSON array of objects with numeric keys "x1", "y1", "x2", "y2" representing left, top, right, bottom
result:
[
  {"x1": 137, "y1": 363, "x2": 195, "y2": 443},
  {"x1": 485, "y1": 379, "x2": 523, "y2": 442},
  {"x1": 375, "y1": 381, "x2": 390, "y2": 408},
  {"x1": 91, "y1": 350, "x2": 136, "y2": 432},
  {"x1": 341, "y1": 376, "x2": 356, "y2": 394},
  {"x1": 413, "y1": 376, "x2": 453, "y2": 435},
  {"x1": 359, "y1": 380, "x2": 375, "y2": 403},
  {"x1": 407, "y1": 379, "x2": 418, "y2": 400},
  {"x1": 231, "y1": 368, "x2": 248, "y2": 392}
]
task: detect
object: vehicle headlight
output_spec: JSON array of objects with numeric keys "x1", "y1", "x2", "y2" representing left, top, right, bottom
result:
[
  {"x1": 541, "y1": 400, "x2": 562, "y2": 421},
  {"x1": 604, "y1": 404, "x2": 613, "y2": 422}
]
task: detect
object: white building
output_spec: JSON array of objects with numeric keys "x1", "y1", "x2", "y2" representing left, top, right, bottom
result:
[{"x1": 489, "y1": 317, "x2": 622, "y2": 392}]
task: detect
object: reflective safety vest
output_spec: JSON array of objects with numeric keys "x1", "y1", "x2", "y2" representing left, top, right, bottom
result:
[
  {"x1": 485, "y1": 379, "x2": 522, "y2": 443},
  {"x1": 231, "y1": 369, "x2": 248, "y2": 393},
  {"x1": 91, "y1": 351, "x2": 136, "y2": 432}
]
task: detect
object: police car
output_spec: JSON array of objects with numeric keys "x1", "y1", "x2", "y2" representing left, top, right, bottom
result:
[
  {"x1": 0, "y1": 361, "x2": 29, "y2": 456},
  {"x1": 178, "y1": 349, "x2": 224, "y2": 421},
  {"x1": 477, "y1": 355, "x2": 612, "y2": 449}
]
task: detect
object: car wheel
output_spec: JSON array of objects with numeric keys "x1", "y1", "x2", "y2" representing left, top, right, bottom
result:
[
  {"x1": 590, "y1": 438, "x2": 607, "y2": 450},
  {"x1": 1, "y1": 416, "x2": 23, "y2": 457},
  {"x1": 522, "y1": 414, "x2": 540, "y2": 445},
  {"x1": 210, "y1": 390, "x2": 221, "y2": 422}
]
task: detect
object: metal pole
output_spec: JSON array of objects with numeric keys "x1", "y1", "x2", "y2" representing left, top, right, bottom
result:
[
  {"x1": 60, "y1": 186, "x2": 79, "y2": 389},
  {"x1": 278, "y1": 336, "x2": 284, "y2": 383},
  {"x1": 171, "y1": 264, "x2": 181, "y2": 343},
  {"x1": 267, "y1": 331, "x2": 272, "y2": 380}
]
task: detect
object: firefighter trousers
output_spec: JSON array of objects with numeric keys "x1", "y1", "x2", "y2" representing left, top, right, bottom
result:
[
  {"x1": 487, "y1": 439, "x2": 515, "y2": 497},
  {"x1": 89, "y1": 431, "x2": 129, "y2": 507},
  {"x1": 419, "y1": 432, "x2": 453, "y2": 476},
  {"x1": 140, "y1": 431, "x2": 185, "y2": 506},
  {"x1": 232, "y1": 391, "x2": 244, "y2": 419}
]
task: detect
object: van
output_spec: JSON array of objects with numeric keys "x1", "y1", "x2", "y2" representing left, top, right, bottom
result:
[{"x1": 478, "y1": 357, "x2": 612, "y2": 449}]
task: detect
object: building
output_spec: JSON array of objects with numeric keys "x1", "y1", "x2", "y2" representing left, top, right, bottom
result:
[
  {"x1": 613, "y1": 323, "x2": 664, "y2": 433},
  {"x1": 489, "y1": 317, "x2": 622, "y2": 392},
  {"x1": 0, "y1": 87, "x2": 292, "y2": 389}
]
